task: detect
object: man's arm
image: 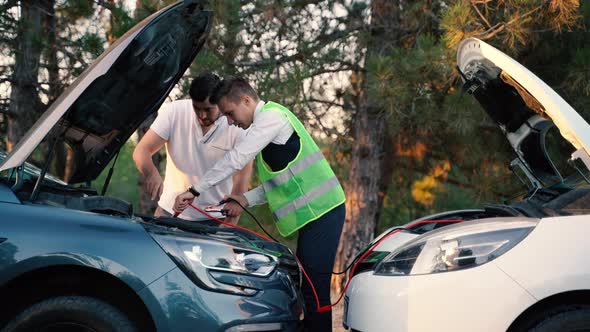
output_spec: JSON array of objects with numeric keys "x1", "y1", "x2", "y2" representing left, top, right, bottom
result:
[
  {"x1": 224, "y1": 160, "x2": 254, "y2": 225},
  {"x1": 231, "y1": 160, "x2": 253, "y2": 195},
  {"x1": 133, "y1": 129, "x2": 166, "y2": 200}
]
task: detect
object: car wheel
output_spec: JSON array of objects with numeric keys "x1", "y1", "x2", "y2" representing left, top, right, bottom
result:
[
  {"x1": 2, "y1": 296, "x2": 137, "y2": 332},
  {"x1": 528, "y1": 305, "x2": 590, "y2": 332}
]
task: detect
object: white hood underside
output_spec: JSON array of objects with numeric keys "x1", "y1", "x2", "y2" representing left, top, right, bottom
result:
[{"x1": 457, "y1": 38, "x2": 590, "y2": 163}]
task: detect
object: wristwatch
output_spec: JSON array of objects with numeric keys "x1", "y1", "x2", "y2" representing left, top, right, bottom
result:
[{"x1": 188, "y1": 186, "x2": 200, "y2": 197}]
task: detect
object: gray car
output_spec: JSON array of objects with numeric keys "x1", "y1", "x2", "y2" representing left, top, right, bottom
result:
[{"x1": 0, "y1": 1, "x2": 304, "y2": 331}]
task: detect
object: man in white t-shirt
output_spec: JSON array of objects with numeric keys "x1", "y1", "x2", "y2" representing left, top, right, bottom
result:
[{"x1": 133, "y1": 73, "x2": 252, "y2": 223}]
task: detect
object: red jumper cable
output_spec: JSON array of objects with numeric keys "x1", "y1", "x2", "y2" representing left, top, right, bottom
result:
[{"x1": 179, "y1": 203, "x2": 462, "y2": 313}]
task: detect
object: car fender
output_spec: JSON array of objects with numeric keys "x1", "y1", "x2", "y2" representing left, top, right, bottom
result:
[
  {"x1": 0, "y1": 202, "x2": 177, "y2": 290},
  {"x1": 494, "y1": 215, "x2": 590, "y2": 300}
]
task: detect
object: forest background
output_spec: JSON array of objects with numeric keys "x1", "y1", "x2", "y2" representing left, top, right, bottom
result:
[{"x1": 1, "y1": 0, "x2": 589, "y2": 300}]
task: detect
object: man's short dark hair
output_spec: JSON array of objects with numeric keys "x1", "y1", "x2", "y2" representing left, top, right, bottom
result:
[
  {"x1": 189, "y1": 72, "x2": 220, "y2": 102},
  {"x1": 210, "y1": 77, "x2": 259, "y2": 104}
]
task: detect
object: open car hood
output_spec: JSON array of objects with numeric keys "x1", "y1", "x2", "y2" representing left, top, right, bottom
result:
[
  {"x1": 0, "y1": 1, "x2": 211, "y2": 183},
  {"x1": 457, "y1": 38, "x2": 590, "y2": 188}
]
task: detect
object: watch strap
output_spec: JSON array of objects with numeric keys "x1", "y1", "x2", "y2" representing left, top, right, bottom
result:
[{"x1": 188, "y1": 186, "x2": 200, "y2": 197}]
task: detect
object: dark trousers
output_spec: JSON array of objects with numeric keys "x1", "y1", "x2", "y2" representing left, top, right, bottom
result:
[{"x1": 296, "y1": 203, "x2": 345, "y2": 332}]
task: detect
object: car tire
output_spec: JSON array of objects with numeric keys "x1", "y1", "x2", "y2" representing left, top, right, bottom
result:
[
  {"x1": 528, "y1": 305, "x2": 590, "y2": 332},
  {"x1": 2, "y1": 296, "x2": 137, "y2": 332}
]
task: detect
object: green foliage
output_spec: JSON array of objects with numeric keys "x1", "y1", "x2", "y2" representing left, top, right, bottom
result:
[
  {"x1": 133, "y1": 0, "x2": 178, "y2": 20},
  {"x1": 59, "y1": 0, "x2": 94, "y2": 20},
  {"x1": 109, "y1": 6, "x2": 136, "y2": 39},
  {"x1": 192, "y1": 50, "x2": 228, "y2": 74},
  {"x1": 79, "y1": 33, "x2": 104, "y2": 57},
  {"x1": 441, "y1": 1, "x2": 479, "y2": 49},
  {"x1": 366, "y1": 34, "x2": 452, "y2": 134},
  {"x1": 567, "y1": 47, "x2": 590, "y2": 96},
  {"x1": 442, "y1": 0, "x2": 583, "y2": 53},
  {"x1": 211, "y1": 0, "x2": 242, "y2": 25},
  {"x1": 91, "y1": 142, "x2": 140, "y2": 208},
  {"x1": 440, "y1": 92, "x2": 484, "y2": 136}
]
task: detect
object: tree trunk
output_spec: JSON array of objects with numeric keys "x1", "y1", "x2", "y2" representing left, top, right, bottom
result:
[
  {"x1": 6, "y1": 0, "x2": 50, "y2": 151},
  {"x1": 375, "y1": 125, "x2": 395, "y2": 236},
  {"x1": 332, "y1": 0, "x2": 402, "y2": 295},
  {"x1": 332, "y1": 102, "x2": 388, "y2": 294},
  {"x1": 43, "y1": 0, "x2": 71, "y2": 181}
]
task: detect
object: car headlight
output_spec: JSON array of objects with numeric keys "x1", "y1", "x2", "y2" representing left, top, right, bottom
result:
[
  {"x1": 374, "y1": 219, "x2": 537, "y2": 276},
  {"x1": 151, "y1": 233, "x2": 278, "y2": 295}
]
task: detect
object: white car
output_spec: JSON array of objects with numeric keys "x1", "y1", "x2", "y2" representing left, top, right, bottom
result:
[{"x1": 343, "y1": 38, "x2": 590, "y2": 332}]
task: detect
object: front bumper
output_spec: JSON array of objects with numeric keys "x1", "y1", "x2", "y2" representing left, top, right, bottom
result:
[
  {"x1": 344, "y1": 262, "x2": 535, "y2": 332},
  {"x1": 139, "y1": 267, "x2": 303, "y2": 332}
]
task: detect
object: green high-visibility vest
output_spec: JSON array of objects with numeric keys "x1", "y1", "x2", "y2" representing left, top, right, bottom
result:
[{"x1": 256, "y1": 101, "x2": 346, "y2": 237}]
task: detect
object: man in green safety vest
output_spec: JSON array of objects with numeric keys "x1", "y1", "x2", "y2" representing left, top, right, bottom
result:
[{"x1": 173, "y1": 77, "x2": 346, "y2": 331}]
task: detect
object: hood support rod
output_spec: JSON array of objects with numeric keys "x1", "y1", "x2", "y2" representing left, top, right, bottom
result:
[
  {"x1": 30, "y1": 130, "x2": 61, "y2": 202},
  {"x1": 101, "y1": 150, "x2": 120, "y2": 196},
  {"x1": 10, "y1": 165, "x2": 25, "y2": 192}
]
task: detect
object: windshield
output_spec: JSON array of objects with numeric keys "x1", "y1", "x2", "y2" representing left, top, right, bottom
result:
[
  {"x1": 512, "y1": 124, "x2": 590, "y2": 192},
  {"x1": 0, "y1": 3, "x2": 211, "y2": 184},
  {"x1": 0, "y1": 149, "x2": 67, "y2": 187}
]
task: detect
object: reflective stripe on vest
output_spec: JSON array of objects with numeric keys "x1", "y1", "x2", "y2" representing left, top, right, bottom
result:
[
  {"x1": 272, "y1": 176, "x2": 340, "y2": 220},
  {"x1": 262, "y1": 151, "x2": 325, "y2": 192}
]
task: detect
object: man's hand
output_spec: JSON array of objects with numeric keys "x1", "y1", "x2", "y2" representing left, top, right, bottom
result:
[
  {"x1": 224, "y1": 215, "x2": 239, "y2": 225},
  {"x1": 222, "y1": 194, "x2": 248, "y2": 218},
  {"x1": 133, "y1": 129, "x2": 167, "y2": 200},
  {"x1": 173, "y1": 191, "x2": 196, "y2": 214},
  {"x1": 145, "y1": 172, "x2": 164, "y2": 200}
]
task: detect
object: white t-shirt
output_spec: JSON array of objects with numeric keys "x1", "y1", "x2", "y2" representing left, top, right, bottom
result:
[{"x1": 150, "y1": 99, "x2": 245, "y2": 220}]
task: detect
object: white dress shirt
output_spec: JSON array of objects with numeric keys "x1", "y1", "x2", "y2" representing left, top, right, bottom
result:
[
  {"x1": 193, "y1": 100, "x2": 294, "y2": 206},
  {"x1": 150, "y1": 99, "x2": 245, "y2": 220}
]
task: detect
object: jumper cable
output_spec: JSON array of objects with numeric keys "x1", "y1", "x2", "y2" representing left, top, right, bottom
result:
[{"x1": 180, "y1": 202, "x2": 463, "y2": 313}]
